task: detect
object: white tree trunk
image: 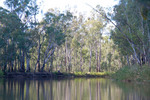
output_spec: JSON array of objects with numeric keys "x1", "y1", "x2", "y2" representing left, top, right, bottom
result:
[
  {"x1": 89, "y1": 45, "x2": 92, "y2": 72},
  {"x1": 26, "y1": 53, "x2": 30, "y2": 72}
]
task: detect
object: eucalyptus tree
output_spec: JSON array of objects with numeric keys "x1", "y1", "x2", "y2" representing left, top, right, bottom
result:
[
  {"x1": 71, "y1": 33, "x2": 82, "y2": 71},
  {"x1": 81, "y1": 17, "x2": 104, "y2": 72},
  {"x1": 70, "y1": 14, "x2": 85, "y2": 72},
  {"x1": 36, "y1": 9, "x2": 73, "y2": 72},
  {"x1": 111, "y1": 0, "x2": 150, "y2": 65},
  {"x1": 0, "y1": 7, "x2": 24, "y2": 72},
  {"x1": 1, "y1": 0, "x2": 40, "y2": 72}
]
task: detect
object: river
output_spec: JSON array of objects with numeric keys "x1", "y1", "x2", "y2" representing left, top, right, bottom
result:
[{"x1": 0, "y1": 78, "x2": 150, "y2": 100}]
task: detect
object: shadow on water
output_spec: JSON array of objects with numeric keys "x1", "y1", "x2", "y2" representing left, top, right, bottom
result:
[{"x1": 0, "y1": 78, "x2": 150, "y2": 100}]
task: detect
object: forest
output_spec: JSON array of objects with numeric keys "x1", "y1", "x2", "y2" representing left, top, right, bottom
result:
[{"x1": 0, "y1": 0, "x2": 149, "y2": 79}]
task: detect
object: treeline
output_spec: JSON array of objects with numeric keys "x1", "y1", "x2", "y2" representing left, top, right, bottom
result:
[
  {"x1": 0, "y1": 0, "x2": 121, "y2": 73},
  {"x1": 0, "y1": 0, "x2": 149, "y2": 73}
]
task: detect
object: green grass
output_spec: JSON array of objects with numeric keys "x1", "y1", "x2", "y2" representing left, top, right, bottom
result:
[
  {"x1": 74, "y1": 71, "x2": 112, "y2": 77},
  {"x1": 112, "y1": 65, "x2": 150, "y2": 82},
  {"x1": 86, "y1": 72, "x2": 113, "y2": 76},
  {"x1": 74, "y1": 72, "x2": 86, "y2": 76}
]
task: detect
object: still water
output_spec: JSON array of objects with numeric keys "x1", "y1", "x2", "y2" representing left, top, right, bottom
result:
[{"x1": 0, "y1": 78, "x2": 150, "y2": 100}]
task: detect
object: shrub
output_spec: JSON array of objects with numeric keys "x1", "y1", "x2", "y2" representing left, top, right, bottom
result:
[
  {"x1": 112, "y1": 65, "x2": 137, "y2": 81},
  {"x1": 112, "y1": 65, "x2": 150, "y2": 82}
]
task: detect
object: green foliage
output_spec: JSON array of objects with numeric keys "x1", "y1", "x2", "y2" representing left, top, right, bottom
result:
[
  {"x1": 82, "y1": 48, "x2": 89, "y2": 61},
  {"x1": 139, "y1": 65, "x2": 150, "y2": 81},
  {"x1": 0, "y1": 70, "x2": 4, "y2": 77},
  {"x1": 136, "y1": 0, "x2": 150, "y2": 20},
  {"x1": 43, "y1": 10, "x2": 73, "y2": 46},
  {"x1": 111, "y1": 0, "x2": 150, "y2": 65},
  {"x1": 112, "y1": 65, "x2": 150, "y2": 82},
  {"x1": 112, "y1": 66, "x2": 136, "y2": 81},
  {"x1": 0, "y1": 7, "x2": 26, "y2": 65}
]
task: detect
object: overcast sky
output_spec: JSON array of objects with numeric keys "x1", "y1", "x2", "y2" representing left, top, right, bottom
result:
[{"x1": 38, "y1": 0, "x2": 119, "y2": 11}]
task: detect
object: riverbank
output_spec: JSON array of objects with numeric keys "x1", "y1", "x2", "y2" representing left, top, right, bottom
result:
[
  {"x1": 112, "y1": 65, "x2": 150, "y2": 82},
  {"x1": 1, "y1": 65, "x2": 150, "y2": 82},
  {"x1": 0, "y1": 71, "x2": 111, "y2": 79}
]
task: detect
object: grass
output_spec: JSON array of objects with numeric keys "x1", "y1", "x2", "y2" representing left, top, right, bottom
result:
[
  {"x1": 112, "y1": 65, "x2": 150, "y2": 82},
  {"x1": 52, "y1": 71, "x2": 112, "y2": 77},
  {"x1": 74, "y1": 72, "x2": 86, "y2": 76},
  {"x1": 74, "y1": 71, "x2": 112, "y2": 77},
  {"x1": 89, "y1": 72, "x2": 113, "y2": 76}
]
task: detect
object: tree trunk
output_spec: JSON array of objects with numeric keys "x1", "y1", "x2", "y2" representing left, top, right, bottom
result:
[
  {"x1": 3, "y1": 63, "x2": 6, "y2": 73},
  {"x1": 37, "y1": 39, "x2": 41, "y2": 72},
  {"x1": 8, "y1": 62, "x2": 11, "y2": 72},
  {"x1": 11, "y1": 61, "x2": 14, "y2": 72},
  {"x1": 19, "y1": 49, "x2": 22, "y2": 70},
  {"x1": 68, "y1": 49, "x2": 72, "y2": 72},
  {"x1": 3, "y1": 47, "x2": 7, "y2": 72},
  {"x1": 65, "y1": 37, "x2": 68, "y2": 70},
  {"x1": 41, "y1": 48, "x2": 55, "y2": 71},
  {"x1": 80, "y1": 46, "x2": 83, "y2": 72},
  {"x1": 17, "y1": 57, "x2": 20, "y2": 71},
  {"x1": 20, "y1": 51, "x2": 25, "y2": 72},
  {"x1": 74, "y1": 51, "x2": 77, "y2": 68},
  {"x1": 49, "y1": 56, "x2": 53, "y2": 72},
  {"x1": 22, "y1": 51, "x2": 25, "y2": 71},
  {"x1": 89, "y1": 45, "x2": 92, "y2": 72},
  {"x1": 99, "y1": 39, "x2": 101, "y2": 72},
  {"x1": 41, "y1": 58, "x2": 46, "y2": 72},
  {"x1": 139, "y1": 8, "x2": 147, "y2": 65},
  {"x1": 131, "y1": 44, "x2": 141, "y2": 64},
  {"x1": 14, "y1": 59, "x2": 16, "y2": 72},
  {"x1": 125, "y1": 8, "x2": 141, "y2": 65},
  {"x1": 26, "y1": 53, "x2": 30, "y2": 72},
  {"x1": 34, "y1": 38, "x2": 41, "y2": 72},
  {"x1": 56, "y1": 48, "x2": 59, "y2": 71},
  {"x1": 22, "y1": 51, "x2": 25, "y2": 72},
  {"x1": 96, "y1": 43, "x2": 98, "y2": 72}
]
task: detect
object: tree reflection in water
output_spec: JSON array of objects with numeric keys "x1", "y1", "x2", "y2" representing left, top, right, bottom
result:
[{"x1": 0, "y1": 78, "x2": 150, "y2": 100}]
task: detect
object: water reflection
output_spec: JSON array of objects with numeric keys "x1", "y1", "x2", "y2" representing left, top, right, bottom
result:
[{"x1": 0, "y1": 78, "x2": 150, "y2": 100}]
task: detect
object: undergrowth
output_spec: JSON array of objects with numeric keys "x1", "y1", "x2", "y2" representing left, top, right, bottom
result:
[
  {"x1": 0, "y1": 70, "x2": 3, "y2": 77},
  {"x1": 112, "y1": 65, "x2": 150, "y2": 82}
]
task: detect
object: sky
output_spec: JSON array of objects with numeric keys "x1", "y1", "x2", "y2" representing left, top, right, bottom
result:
[
  {"x1": 0, "y1": 0, "x2": 119, "y2": 19},
  {"x1": 39, "y1": 0, "x2": 119, "y2": 17},
  {"x1": 38, "y1": 0, "x2": 119, "y2": 11}
]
